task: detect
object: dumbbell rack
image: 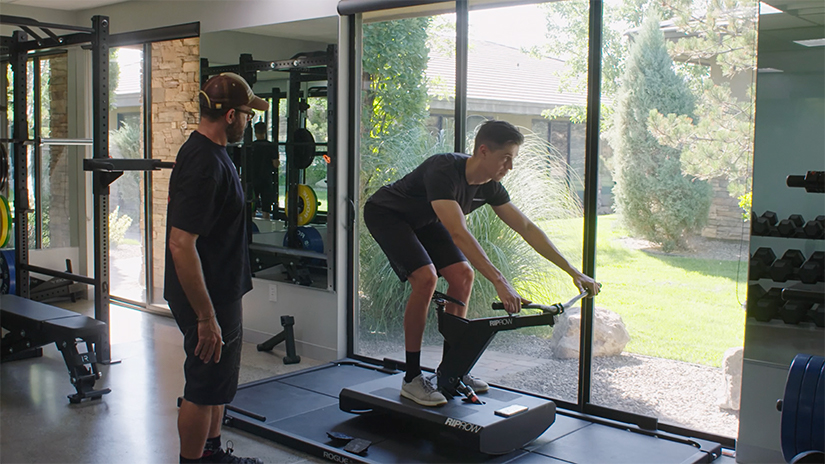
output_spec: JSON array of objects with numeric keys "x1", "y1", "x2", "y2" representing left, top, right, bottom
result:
[{"x1": 747, "y1": 172, "x2": 825, "y2": 327}]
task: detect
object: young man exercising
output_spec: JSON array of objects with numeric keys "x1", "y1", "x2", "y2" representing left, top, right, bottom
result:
[{"x1": 364, "y1": 120, "x2": 601, "y2": 407}]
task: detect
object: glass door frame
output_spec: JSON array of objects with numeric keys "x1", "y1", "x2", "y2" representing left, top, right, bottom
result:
[{"x1": 106, "y1": 23, "x2": 200, "y2": 313}]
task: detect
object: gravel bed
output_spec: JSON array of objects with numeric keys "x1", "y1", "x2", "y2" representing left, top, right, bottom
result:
[{"x1": 359, "y1": 333, "x2": 739, "y2": 440}]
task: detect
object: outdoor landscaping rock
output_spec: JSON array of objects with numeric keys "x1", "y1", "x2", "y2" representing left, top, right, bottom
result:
[
  {"x1": 718, "y1": 346, "x2": 743, "y2": 411},
  {"x1": 549, "y1": 306, "x2": 631, "y2": 358}
]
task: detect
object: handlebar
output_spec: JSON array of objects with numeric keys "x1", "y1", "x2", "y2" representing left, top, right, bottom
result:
[{"x1": 491, "y1": 290, "x2": 589, "y2": 316}]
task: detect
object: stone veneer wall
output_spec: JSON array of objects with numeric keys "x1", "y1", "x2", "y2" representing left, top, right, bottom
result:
[
  {"x1": 701, "y1": 176, "x2": 749, "y2": 241},
  {"x1": 47, "y1": 53, "x2": 71, "y2": 248},
  {"x1": 150, "y1": 38, "x2": 200, "y2": 299}
]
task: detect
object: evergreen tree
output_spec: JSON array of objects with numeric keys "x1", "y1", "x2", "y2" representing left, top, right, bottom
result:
[
  {"x1": 611, "y1": 13, "x2": 711, "y2": 251},
  {"x1": 539, "y1": 0, "x2": 757, "y2": 207}
]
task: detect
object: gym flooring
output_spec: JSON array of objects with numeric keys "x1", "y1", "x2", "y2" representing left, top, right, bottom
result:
[
  {"x1": 0, "y1": 299, "x2": 325, "y2": 464},
  {"x1": 0, "y1": 299, "x2": 738, "y2": 463}
]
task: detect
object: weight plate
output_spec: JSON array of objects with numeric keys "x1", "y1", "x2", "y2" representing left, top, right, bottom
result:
[
  {"x1": 282, "y1": 226, "x2": 324, "y2": 254},
  {"x1": 811, "y1": 361, "x2": 825, "y2": 454},
  {"x1": 796, "y1": 355, "x2": 825, "y2": 455},
  {"x1": 783, "y1": 354, "x2": 812, "y2": 462},
  {"x1": 1, "y1": 249, "x2": 15, "y2": 295},
  {"x1": 284, "y1": 184, "x2": 318, "y2": 226},
  {"x1": 0, "y1": 195, "x2": 10, "y2": 247},
  {"x1": 292, "y1": 128, "x2": 316, "y2": 170}
]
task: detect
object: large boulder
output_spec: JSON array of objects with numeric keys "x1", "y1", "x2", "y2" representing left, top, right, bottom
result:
[
  {"x1": 549, "y1": 306, "x2": 631, "y2": 358},
  {"x1": 718, "y1": 346, "x2": 743, "y2": 411}
]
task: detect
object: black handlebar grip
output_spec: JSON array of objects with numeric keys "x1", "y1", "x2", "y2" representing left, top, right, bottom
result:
[
  {"x1": 492, "y1": 302, "x2": 543, "y2": 310},
  {"x1": 433, "y1": 291, "x2": 465, "y2": 306},
  {"x1": 492, "y1": 302, "x2": 563, "y2": 315}
]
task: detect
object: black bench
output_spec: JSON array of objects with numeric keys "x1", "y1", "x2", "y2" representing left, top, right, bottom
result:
[{"x1": 1, "y1": 294, "x2": 111, "y2": 403}]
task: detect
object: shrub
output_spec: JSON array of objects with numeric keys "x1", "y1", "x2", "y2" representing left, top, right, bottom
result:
[
  {"x1": 610, "y1": 12, "x2": 711, "y2": 252},
  {"x1": 109, "y1": 205, "x2": 133, "y2": 247}
]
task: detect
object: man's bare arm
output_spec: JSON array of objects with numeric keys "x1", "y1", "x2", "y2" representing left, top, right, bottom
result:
[
  {"x1": 168, "y1": 226, "x2": 223, "y2": 362},
  {"x1": 492, "y1": 202, "x2": 600, "y2": 295},
  {"x1": 431, "y1": 199, "x2": 523, "y2": 312}
]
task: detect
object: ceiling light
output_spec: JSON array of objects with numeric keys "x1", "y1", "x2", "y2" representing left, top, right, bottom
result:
[{"x1": 794, "y1": 38, "x2": 825, "y2": 47}]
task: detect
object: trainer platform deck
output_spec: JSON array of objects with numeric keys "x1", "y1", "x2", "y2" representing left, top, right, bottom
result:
[{"x1": 225, "y1": 360, "x2": 730, "y2": 464}]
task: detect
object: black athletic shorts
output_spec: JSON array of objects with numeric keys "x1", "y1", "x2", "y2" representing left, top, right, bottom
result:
[
  {"x1": 169, "y1": 298, "x2": 243, "y2": 406},
  {"x1": 364, "y1": 202, "x2": 467, "y2": 282}
]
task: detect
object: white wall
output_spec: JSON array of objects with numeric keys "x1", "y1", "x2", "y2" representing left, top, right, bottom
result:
[
  {"x1": 0, "y1": 4, "x2": 81, "y2": 35},
  {"x1": 200, "y1": 30, "x2": 330, "y2": 66},
  {"x1": 242, "y1": 282, "x2": 339, "y2": 361}
]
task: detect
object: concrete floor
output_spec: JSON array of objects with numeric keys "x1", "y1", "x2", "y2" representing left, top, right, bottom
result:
[{"x1": 0, "y1": 299, "x2": 325, "y2": 464}]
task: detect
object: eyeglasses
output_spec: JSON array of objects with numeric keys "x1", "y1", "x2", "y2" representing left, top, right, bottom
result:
[{"x1": 234, "y1": 107, "x2": 255, "y2": 117}]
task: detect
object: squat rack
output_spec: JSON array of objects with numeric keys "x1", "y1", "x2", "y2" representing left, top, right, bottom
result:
[{"x1": 0, "y1": 15, "x2": 182, "y2": 362}]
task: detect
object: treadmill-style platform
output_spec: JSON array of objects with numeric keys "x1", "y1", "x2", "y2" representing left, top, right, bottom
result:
[
  {"x1": 225, "y1": 361, "x2": 725, "y2": 463},
  {"x1": 340, "y1": 372, "x2": 556, "y2": 455}
]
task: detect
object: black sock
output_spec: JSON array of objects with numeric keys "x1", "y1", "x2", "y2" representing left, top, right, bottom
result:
[
  {"x1": 204, "y1": 435, "x2": 221, "y2": 454},
  {"x1": 405, "y1": 351, "x2": 421, "y2": 383},
  {"x1": 180, "y1": 455, "x2": 201, "y2": 463}
]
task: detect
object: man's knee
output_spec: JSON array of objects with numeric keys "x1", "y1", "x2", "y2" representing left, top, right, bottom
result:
[
  {"x1": 443, "y1": 261, "x2": 474, "y2": 289},
  {"x1": 408, "y1": 266, "x2": 438, "y2": 294}
]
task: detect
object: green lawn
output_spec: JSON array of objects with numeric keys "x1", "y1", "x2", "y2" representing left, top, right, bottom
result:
[{"x1": 535, "y1": 214, "x2": 747, "y2": 367}]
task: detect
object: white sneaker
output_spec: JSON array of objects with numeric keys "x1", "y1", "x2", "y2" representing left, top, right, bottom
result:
[
  {"x1": 462, "y1": 374, "x2": 489, "y2": 393},
  {"x1": 401, "y1": 374, "x2": 448, "y2": 407}
]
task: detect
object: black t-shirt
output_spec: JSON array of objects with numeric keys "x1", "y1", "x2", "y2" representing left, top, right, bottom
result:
[
  {"x1": 164, "y1": 131, "x2": 252, "y2": 306},
  {"x1": 366, "y1": 152, "x2": 510, "y2": 229},
  {"x1": 249, "y1": 139, "x2": 278, "y2": 182}
]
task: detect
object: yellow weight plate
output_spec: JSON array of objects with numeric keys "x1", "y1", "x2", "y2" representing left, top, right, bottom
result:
[
  {"x1": 284, "y1": 184, "x2": 318, "y2": 226},
  {"x1": 0, "y1": 195, "x2": 10, "y2": 248}
]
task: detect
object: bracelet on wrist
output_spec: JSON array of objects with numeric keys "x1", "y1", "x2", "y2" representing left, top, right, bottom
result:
[{"x1": 197, "y1": 314, "x2": 215, "y2": 323}]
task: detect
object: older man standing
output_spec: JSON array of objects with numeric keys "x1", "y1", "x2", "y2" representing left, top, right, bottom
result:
[{"x1": 165, "y1": 72, "x2": 267, "y2": 464}]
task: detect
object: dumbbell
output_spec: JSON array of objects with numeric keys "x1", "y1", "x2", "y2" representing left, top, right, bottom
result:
[
  {"x1": 747, "y1": 282, "x2": 766, "y2": 310},
  {"x1": 770, "y1": 249, "x2": 806, "y2": 282},
  {"x1": 749, "y1": 285, "x2": 782, "y2": 322},
  {"x1": 811, "y1": 304, "x2": 824, "y2": 328},
  {"x1": 780, "y1": 300, "x2": 813, "y2": 325},
  {"x1": 803, "y1": 215, "x2": 825, "y2": 239},
  {"x1": 798, "y1": 251, "x2": 825, "y2": 284},
  {"x1": 749, "y1": 247, "x2": 776, "y2": 281},
  {"x1": 777, "y1": 214, "x2": 805, "y2": 238},
  {"x1": 752, "y1": 211, "x2": 778, "y2": 236}
]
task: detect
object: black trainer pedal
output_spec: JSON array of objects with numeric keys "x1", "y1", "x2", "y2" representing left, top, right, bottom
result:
[{"x1": 343, "y1": 438, "x2": 372, "y2": 455}]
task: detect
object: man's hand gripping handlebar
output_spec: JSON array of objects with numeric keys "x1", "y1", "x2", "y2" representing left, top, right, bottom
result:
[{"x1": 491, "y1": 290, "x2": 591, "y2": 316}]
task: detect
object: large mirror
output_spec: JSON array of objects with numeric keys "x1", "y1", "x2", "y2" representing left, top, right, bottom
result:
[{"x1": 200, "y1": 17, "x2": 338, "y2": 290}]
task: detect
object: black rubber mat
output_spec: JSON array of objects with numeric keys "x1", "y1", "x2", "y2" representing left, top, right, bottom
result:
[
  {"x1": 277, "y1": 362, "x2": 387, "y2": 398},
  {"x1": 232, "y1": 378, "x2": 338, "y2": 424},
  {"x1": 228, "y1": 361, "x2": 724, "y2": 464},
  {"x1": 531, "y1": 421, "x2": 710, "y2": 464},
  {"x1": 523, "y1": 414, "x2": 594, "y2": 452},
  {"x1": 507, "y1": 453, "x2": 574, "y2": 463}
]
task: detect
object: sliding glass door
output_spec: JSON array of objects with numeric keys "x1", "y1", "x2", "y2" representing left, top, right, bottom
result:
[
  {"x1": 350, "y1": 0, "x2": 755, "y2": 442},
  {"x1": 109, "y1": 45, "x2": 147, "y2": 303}
]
